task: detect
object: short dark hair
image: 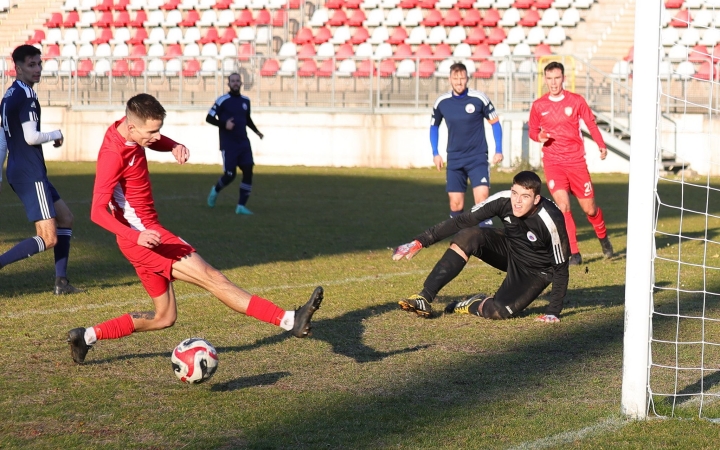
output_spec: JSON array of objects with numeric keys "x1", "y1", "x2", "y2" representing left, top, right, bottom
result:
[
  {"x1": 228, "y1": 72, "x2": 241, "y2": 81},
  {"x1": 126, "y1": 93, "x2": 166, "y2": 122},
  {"x1": 512, "y1": 171, "x2": 542, "y2": 196},
  {"x1": 12, "y1": 45, "x2": 41, "y2": 64},
  {"x1": 544, "y1": 61, "x2": 564, "y2": 76},
  {"x1": 449, "y1": 62, "x2": 467, "y2": 75}
]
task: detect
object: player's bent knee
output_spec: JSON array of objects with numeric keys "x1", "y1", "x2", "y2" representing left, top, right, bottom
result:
[
  {"x1": 452, "y1": 227, "x2": 488, "y2": 257},
  {"x1": 480, "y1": 297, "x2": 512, "y2": 320}
]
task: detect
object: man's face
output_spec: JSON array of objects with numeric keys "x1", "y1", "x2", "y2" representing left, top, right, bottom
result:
[
  {"x1": 510, "y1": 184, "x2": 541, "y2": 218},
  {"x1": 228, "y1": 75, "x2": 242, "y2": 93},
  {"x1": 450, "y1": 69, "x2": 468, "y2": 96},
  {"x1": 544, "y1": 68, "x2": 565, "y2": 96},
  {"x1": 16, "y1": 54, "x2": 42, "y2": 86},
  {"x1": 128, "y1": 116, "x2": 163, "y2": 147}
]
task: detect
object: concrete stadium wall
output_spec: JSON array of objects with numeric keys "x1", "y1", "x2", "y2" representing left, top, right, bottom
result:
[{"x1": 40, "y1": 107, "x2": 715, "y2": 175}]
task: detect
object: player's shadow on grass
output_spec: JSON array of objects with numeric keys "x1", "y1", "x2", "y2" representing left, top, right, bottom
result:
[
  {"x1": 211, "y1": 371, "x2": 290, "y2": 392},
  {"x1": 656, "y1": 370, "x2": 720, "y2": 408}
]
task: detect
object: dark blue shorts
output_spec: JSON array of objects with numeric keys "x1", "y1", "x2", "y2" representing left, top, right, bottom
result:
[
  {"x1": 221, "y1": 144, "x2": 253, "y2": 171},
  {"x1": 10, "y1": 179, "x2": 60, "y2": 222},
  {"x1": 446, "y1": 161, "x2": 490, "y2": 193}
]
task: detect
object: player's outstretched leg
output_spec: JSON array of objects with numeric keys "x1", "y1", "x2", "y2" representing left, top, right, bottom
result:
[
  {"x1": 445, "y1": 293, "x2": 487, "y2": 315},
  {"x1": 67, "y1": 327, "x2": 92, "y2": 364},
  {"x1": 399, "y1": 294, "x2": 432, "y2": 318},
  {"x1": 291, "y1": 286, "x2": 324, "y2": 338}
]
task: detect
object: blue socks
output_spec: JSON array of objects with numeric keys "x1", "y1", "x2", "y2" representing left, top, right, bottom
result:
[
  {"x1": 0, "y1": 236, "x2": 46, "y2": 268},
  {"x1": 54, "y1": 228, "x2": 72, "y2": 278}
]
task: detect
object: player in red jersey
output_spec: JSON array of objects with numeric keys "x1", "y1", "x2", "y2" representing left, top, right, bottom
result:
[
  {"x1": 528, "y1": 61, "x2": 614, "y2": 265},
  {"x1": 66, "y1": 94, "x2": 323, "y2": 364}
]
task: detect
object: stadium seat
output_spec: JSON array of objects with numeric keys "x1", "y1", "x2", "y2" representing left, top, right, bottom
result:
[
  {"x1": 297, "y1": 42, "x2": 316, "y2": 58},
  {"x1": 113, "y1": 0, "x2": 131, "y2": 8},
  {"x1": 58, "y1": 59, "x2": 75, "y2": 77},
  {"x1": 45, "y1": 44, "x2": 61, "y2": 58},
  {"x1": 506, "y1": 26, "x2": 526, "y2": 45},
  {"x1": 75, "y1": 59, "x2": 95, "y2": 77},
  {"x1": 413, "y1": 59, "x2": 435, "y2": 77},
  {"x1": 688, "y1": 44, "x2": 710, "y2": 63},
  {"x1": 78, "y1": 11, "x2": 97, "y2": 28},
  {"x1": 330, "y1": 25, "x2": 351, "y2": 44},
  {"x1": 434, "y1": 42, "x2": 451, "y2": 57},
  {"x1": 278, "y1": 41, "x2": 297, "y2": 58},
  {"x1": 63, "y1": 11, "x2": 80, "y2": 27},
  {"x1": 395, "y1": 58, "x2": 415, "y2": 77},
  {"x1": 313, "y1": 27, "x2": 332, "y2": 44},
  {"x1": 445, "y1": 26, "x2": 466, "y2": 44},
  {"x1": 326, "y1": 0, "x2": 344, "y2": 8},
  {"x1": 387, "y1": 27, "x2": 408, "y2": 44},
  {"x1": 470, "y1": 43, "x2": 490, "y2": 60},
  {"x1": 164, "y1": 43, "x2": 182, "y2": 60},
  {"x1": 680, "y1": 27, "x2": 700, "y2": 47},
  {"x1": 93, "y1": 0, "x2": 114, "y2": 11},
  {"x1": 201, "y1": 43, "x2": 219, "y2": 57},
  {"x1": 661, "y1": 27, "x2": 679, "y2": 46},
  {"x1": 309, "y1": 8, "x2": 329, "y2": 27},
  {"x1": 317, "y1": 41, "x2": 335, "y2": 57},
  {"x1": 362, "y1": 0, "x2": 382, "y2": 8},
  {"x1": 436, "y1": 0, "x2": 457, "y2": 8},
  {"x1": 473, "y1": 59, "x2": 495, "y2": 78},
  {"x1": 434, "y1": 58, "x2": 454, "y2": 77},
  {"x1": 272, "y1": 9, "x2": 288, "y2": 27},
  {"x1": 238, "y1": 42, "x2": 253, "y2": 60},
  {"x1": 112, "y1": 43, "x2": 129, "y2": 57},
  {"x1": 417, "y1": 0, "x2": 437, "y2": 8},
  {"x1": 499, "y1": 7, "x2": 520, "y2": 27},
  {"x1": 165, "y1": 9, "x2": 183, "y2": 26},
  {"x1": 463, "y1": 26, "x2": 485, "y2": 44},
  {"x1": 611, "y1": 60, "x2": 630, "y2": 79},
  {"x1": 328, "y1": 9, "x2": 348, "y2": 26},
  {"x1": 144, "y1": 58, "x2": 164, "y2": 76},
  {"x1": 198, "y1": 27, "x2": 220, "y2": 44},
  {"x1": 128, "y1": 44, "x2": 147, "y2": 60},
  {"x1": 297, "y1": 59, "x2": 317, "y2": 76},
  {"x1": 406, "y1": 26, "x2": 427, "y2": 44},
  {"x1": 544, "y1": 26, "x2": 566, "y2": 45},
  {"x1": 350, "y1": 26, "x2": 370, "y2": 44},
  {"x1": 422, "y1": 9, "x2": 442, "y2": 26},
  {"x1": 455, "y1": 0, "x2": 474, "y2": 7},
  {"x1": 129, "y1": 10, "x2": 148, "y2": 27},
  {"x1": 278, "y1": 58, "x2": 297, "y2": 76},
  {"x1": 492, "y1": 42, "x2": 510, "y2": 57},
  {"x1": 699, "y1": 28, "x2": 720, "y2": 47},
  {"x1": 215, "y1": 9, "x2": 236, "y2": 26},
  {"x1": 145, "y1": 27, "x2": 166, "y2": 44},
  {"x1": 179, "y1": 0, "x2": 200, "y2": 9},
  {"x1": 539, "y1": 8, "x2": 559, "y2": 26},
  {"x1": 114, "y1": 10, "x2": 130, "y2": 27},
  {"x1": 372, "y1": 42, "x2": 392, "y2": 60},
  {"x1": 93, "y1": 58, "x2": 111, "y2": 76},
  {"x1": 376, "y1": 59, "x2": 394, "y2": 77},
  {"x1": 77, "y1": 43, "x2": 94, "y2": 58},
  {"x1": 384, "y1": 8, "x2": 404, "y2": 26},
  {"x1": 518, "y1": 8, "x2": 539, "y2": 26},
  {"x1": 369, "y1": 25, "x2": 389, "y2": 44},
  {"x1": 558, "y1": 7, "x2": 579, "y2": 26},
  {"x1": 218, "y1": 27, "x2": 238, "y2": 44},
  {"x1": 398, "y1": 0, "x2": 418, "y2": 7},
  {"x1": 41, "y1": 59, "x2": 57, "y2": 76},
  {"x1": 664, "y1": 0, "x2": 682, "y2": 7},
  {"x1": 42, "y1": 29, "x2": 62, "y2": 46},
  {"x1": 513, "y1": 42, "x2": 531, "y2": 57},
  {"x1": 526, "y1": 26, "x2": 546, "y2": 45},
  {"x1": 335, "y1": 43, "x2": 354, "y2": 59},
  {"x1": 486, "y1": 27, "x2": 506, "y2": 45},
  {"x1": 623, "y1": 45, "x2": 633, "y2": 62},
  {"x1": 197, "y1": 57, "x2": 216, "y2": 76},
  {"x1": 235, "y1": 26, "x2": 255, "y2": 42},
  {"x1": 27, "y1": 30, "x2": 46, "y2": 46},
  {"x1": 573, "y1": 0, "x2": 593, "y2": 7},
  {"x1": 161, "y1": 0, "x2": 181, "y2": 10},
  {"x1": 394, "y1": 42, "x2": 412, "y2": 58},
  {"x1": 95, "y1": 42, "x2": 112, "y2": 57},
  {"x1": 345, "y1": 0, "x2": 363, "y2": 8},
  {"x1": 144, "y1": 10, "x2": 165, "y2": 27},
  {"x1": 403, "y1": 8, "x2": 423, "y2": 26},
  {"x1": 63, "y1": 0, "x2": 80, "y2": 12},
  {"x1": 667, "y1": 43, "x2": 688, "y2": 61},
  {"x1": 77, "y1": 28, "x2": 97, "y2": 45},
  {"x1": 336, "y1": 58, "x2": 357, "y2": 76},
  {"x1": 415, "y1": 43, "x2": 432, "y2": 57},
  {"x1": 61, "y1": 44, "x2": 77, "y2": 58},
  {"x1": 670, "y1": 9, "x2": 690, "y2": 27},
  {"x1": 180, "y1": 9, "x2": 201, "y2": 26},
  {"x1": 534, "y1": 43, "x2": 552, "y2": 57},
  {"x1": 513, "y1": 0, "x2": 533, "y2": 8},
  {"x1": 675, "y1": 60, "x2": 695, "y2": 79},
  {"x1": 60, "y1": 29, "x2": 80, "y2": 45},
  {"x1": 452, "y1": 42, "x2": 471, "y2": 58},
  {"x1": 425, "y1": 26, "x2": 447, "y2": 44},
  {"x1": 460, "y1": 8, "x2": 480, "y2": 26},
  {"x1": 45, "y1": 12, "x2": 63, "y2": 28},
  {"x1": 125, "y1": 28, "x2": 147, "y2": 46},
  {"x1": 365, "y1": 8, "x2": 385, "y2": 26},
  {"x1": 355, "y1": 42, "x2": 374, "y2": 58},
  {"x1": 481, "y1": 8, "x2": 500, "y2": 27},
  {"x1": 353, "y1": 59, "x2": 375, "y2": 76}
]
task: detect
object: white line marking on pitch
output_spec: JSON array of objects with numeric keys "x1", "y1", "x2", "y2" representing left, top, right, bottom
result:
[
  {"x1": 506, "y1": 417, "x2": 627, "y2": 450},
  {"x1": 1, "y1": 270, "x2": 428, "y2": 319}
]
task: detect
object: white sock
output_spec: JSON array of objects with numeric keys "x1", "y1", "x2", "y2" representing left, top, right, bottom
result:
[
  {"x1": 84, "y1": 327, "x2": 97, "y2": 345},
  {"x1": 279, "y1": 311, "x2": 295, "y2": 331}
]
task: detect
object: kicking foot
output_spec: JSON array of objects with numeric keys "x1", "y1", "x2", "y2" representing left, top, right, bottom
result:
[
  {"x1": 398, "y1": 294, "x2": 432, "y2": 318},
  {"x1": 235, "y1": 205, "x2": 253, "y2": 215},
  {"x1": 67, "y1": 327, "x2": 92, "y2": 364},
  {"x1": 207, "y1": 186, "x2": 218, "y2": 207},
  {"x1": 292, "y1": 286, "x2": 324, "y2": 338}
]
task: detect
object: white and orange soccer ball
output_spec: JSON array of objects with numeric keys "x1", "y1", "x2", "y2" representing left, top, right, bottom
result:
[{"x1": 171, "y1": 338, "x2": 219, "y2": 384}]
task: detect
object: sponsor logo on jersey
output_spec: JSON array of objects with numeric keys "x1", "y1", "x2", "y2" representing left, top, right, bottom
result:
[
  {"x1": 129, "y1": 155, "x2": 136, "y2": 166},
  {"x1": 504, "y1": 216, "x2": 512, "y2": 223},
  {"x1": 548, "y1": 179, "x2": 555, "y2": 190},
  {"x1": 465, "y1": 104, "x2": 475, "y2": 114},
  {"x1": 3, "y1": 87, "x2": 14, "y2": 98},
  {"x1": 527, "y1": 231, "x2": 537, "y2": 242},
  {"x1": 541, "y1": 111, "x2": 549, "y2": 116},
  {"x1": 565, "y1": 106, "x2": 573, "y2": 116}
]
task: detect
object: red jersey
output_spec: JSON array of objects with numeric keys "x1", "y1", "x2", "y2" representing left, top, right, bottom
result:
[
  {"x1": 528, "y1": 91, "x2": 606, "y2": 166},
  {"x1": 91, "y1": 118, "x2": 178, "y2": 243}
]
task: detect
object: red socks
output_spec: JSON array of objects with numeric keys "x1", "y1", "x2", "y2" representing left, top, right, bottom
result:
[
  {"x1": 587, "y1": 207, "x2": 607, "y2": 239},
  {"x1": 246, "y1": 295, "x2": 285, "y2": 326},
  {"x1": 93, "y1": 313, "x2": 136, "y2": 341},
  {"x1": 562, "y1": 211, "x2": 579, "y2": 254}
]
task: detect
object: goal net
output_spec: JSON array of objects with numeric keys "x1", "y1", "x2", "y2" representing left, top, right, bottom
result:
[{"x1": 622, "y1": 1, "x2": 720, "y2": 420}]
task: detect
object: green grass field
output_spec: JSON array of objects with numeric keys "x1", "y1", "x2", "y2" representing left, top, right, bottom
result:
[{"x1": 1, "y1": 162, "x2": 719, "y2": 449}]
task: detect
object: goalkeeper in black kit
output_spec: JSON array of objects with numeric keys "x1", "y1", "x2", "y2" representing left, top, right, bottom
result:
[{"x1": 392, "y1": 171, "x2": 570, "y2": 323}]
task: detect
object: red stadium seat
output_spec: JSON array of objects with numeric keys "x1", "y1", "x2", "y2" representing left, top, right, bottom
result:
[
  {"x1": 378, "y1": 59, "x2": 395, "y2": 77},
  {"x1": 422, "y1": 9, "x2": 442, "y2": 26},
  {"x1": 689, "y1": 45, "x2": 710, "y2": 63},
  {"x1": 114, "y1": 10, "x2": 130, "y2": 27},
  {"x1": 182, "y1": 59, "x2": 201, "y2": 77},
  {"x1": 415, "y1": 43, "x2": 432, "y2": 57},
  {"x1": 317, "y1": 59, "x2": 335, "y2": 77},
  {"x1": 74, "y1": 59, "x2": 94, "y2": 77},
  {"x1": 111, "y1": 59, "x2": 129, "y2": 77},
  {"x1": 216, "y1": 0, "x2": 233, "y2": 8},
  {"x1": 336, "y1": 43, "x2": 354, "y2": 59},
  {"x1": 161, "y1": 0, "x2": 181, "y2": 11},
  {"x1": 260, "y1": 58, "x2": 279, "y2": 76},
  {"x1": 92, "y1": 28, "x2": 113, "y2": 44},
  {"x1": 294, "y1": 27, "x2": 314, "y2": 44},
  {"x1": 62, "y1": 11, "x2": 80, "y2": 27},
  {"x1": 314, "y1": 27, "x2": 332, "y2": 44},
  {"x1": 442, "y1": 9, "x2": 462, "y2": 26},
  {"x1": 534, "y1": 0, "x2": 552, "y2": 8},
  {"x1": 713, "y1": 45, "x2": 720, "y2": 62},
  {"x1": 45, "y1": 12, "x2": 63, "y2": 28},
  {"x1": 399, "y1": 0, "x2": 418, "y2": 8},
  {"x1": 623, "y1": 45, "x2": 634, "y2": 62},
  {"x1": 234, "y1": 9, "x2": 254, "y2": 26},
  {"x1": 345, "y1": 0, "x2": 363, "y2": 8},
  {"x1": 238, "y1": 43, "x2": 254, "y2": 61},
  {"x1": 533, "y1": 43, "x2": 552, "y2": 57},
  {"x1": 349, "y1": 27, "x2": 370, "y2": 44},
  {"x1": 461, "y1": 9, "x2": 480, "y2": 26},
  {"x1": 413, "y1": 59, "x2": 435, "y2": 77},
  {"x1": 164, "y1": 44, "x2": 182, "y2": 60},
  {"x1": 670, "y1": 9, "x2": 691, "y2": 27},
  {"x1": 298, "y1": 43, "x2": 316, "y2": 58},
  {"x1": 394, "y1": 43, "x2": 412, "y2": 58},
  {"x1": 181, "y1": 10, "x2": 200, "y2": 26},
  {"x1": 347, "y1": 9, "x2": 366, "y2": 26},
  {"x1": 353, "y1": 59, "x2": 375, "y2": 77},
  {"x1": 519, "y1": 9, "x2": 540, "y2": 27},
  {"x1": 128, "y1": 45, "x2": 147, "y2": 60},
  {"x1": 45, "y1": 44, "x2": 60, "y2": 58},
  {"x1": 27, "y1": 30, "x2": 45, "y2": 45},
  {"x1": 198, "y1": 28, "x2": 220, "y2": 44},
  {"x1": 219, "y1": 27, "x2": 238, "y2": 44},
  {"x1": 665, "y1": 0, "x2": 684, "y2": 8},
  {"x1": 328, "y1": 9, "x2": 348, "y2": 26},
  {"x1": 434, "y1": 43, "x2": 451, "y2": 58},
  {"x1": 473, "y1": 59, "x2": 495, "y2": 78},
  {"x1": 464, "y1": 26, "x2": 486, "y2": 44},
  {"x1": 486, "y1": 27, "x2": 506, "y2": 45},
  {"x1": 272, "y1": 9, "x2": 288, "y2": 27},
  {"x1": 326, "y1": 0, "x2": 345, "y2": 8},
  {"x1": 481, "y1": 8, "x2": 500, "y2": 27},
  {"x1": 513, "y1": 0, "x2": 534, "y2": 8},
  {"x1": 288, "y1": 0, "x2": 301, "y2": 8},
  {"x1": 129, "y1": 59, "x2": 145, "y2": 76},
  {"x1": 470, "y1": 43, "x2": 491, "y2": 60},
  {"x1": 456, "y1": 0, "x2": 474, "y2": 8},
  {"x1": 113, "y1": 0, "x2": 130, "y2": 10},
  {"x1": 94, "y1": 0, "x2": 113, "y2": 11},
  {"x1": 127, "y1": 28, "x2": 148, "y2": 45},
  {"x1": 695, "y1": 60, "x2": 713, "y2": 80},
  {"x1": 387, "y1": 27, "x2": 408, "y2": 45},
  {"x1": 94, "y1": 11, "x2": 114, "y2": 28},
  {"x1": 417, "y1": 0, "x2": 438, "y2": 9},
  {"x1": 255, "y1": 9, "x2": 271, "y2": 25},
  {"x1": 129, "y1": 10, "x2": 147, "y2": 27},
  {"x1": 298, "y1": 59, "x2": 317, "y2": 76}
]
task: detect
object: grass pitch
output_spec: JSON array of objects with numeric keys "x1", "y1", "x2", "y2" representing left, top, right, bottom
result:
[{"x1": 1, "y1": 163, "x2": 719, "y2": 449}]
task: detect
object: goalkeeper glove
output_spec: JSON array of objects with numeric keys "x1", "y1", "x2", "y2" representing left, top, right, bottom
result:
[
  {"x1": 535, "y1": 314, "x2": 560, "y2": 323},
  {"x1": 392, "y1": 240, "x2": 423, "y2": 261}
]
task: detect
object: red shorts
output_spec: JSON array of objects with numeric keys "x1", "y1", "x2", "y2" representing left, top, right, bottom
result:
[
  {"x1": 117, "y1": 226, "x2": 195, "y2": 298},
  {"x1": 543, "y1": 162, "x2": 595, "y2": 199}
]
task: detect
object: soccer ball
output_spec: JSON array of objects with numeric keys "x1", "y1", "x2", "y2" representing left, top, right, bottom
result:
[{"x1": 171, "y1": 338, "x2": 219, "y2": 384}]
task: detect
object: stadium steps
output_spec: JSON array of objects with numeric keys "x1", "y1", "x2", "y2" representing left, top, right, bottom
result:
[{"x1": 0, "y1": 0, "x2": 64, "y2": 56}]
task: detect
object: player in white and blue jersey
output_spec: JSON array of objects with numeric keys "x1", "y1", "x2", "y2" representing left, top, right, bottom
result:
[
  {"x1": 0, "y1": 45, "x2": 81, "y2": 294},
  {"x1": 430, "y1": 62, "x2": 504, "y2": 225},
  {"x1": 205, "y1": 73, "x2": 264, "y2": 215}
]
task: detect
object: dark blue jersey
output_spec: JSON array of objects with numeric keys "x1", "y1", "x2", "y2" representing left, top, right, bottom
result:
[
  {"x1": 431, "y1": 88, "x2": 498, "y2": 169},
  {"x1": 1, "y1": 80, "x2": 47, "y2": 184},
  {"x1": 207, "y1": 92, "x2": 257, "y2": 153}
]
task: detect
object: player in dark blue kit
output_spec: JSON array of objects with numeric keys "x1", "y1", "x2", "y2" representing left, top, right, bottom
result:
[
  {"x1": 206, "y1": 73, "x2": 264, "y2": 215},
  {"x1": 431, "y1": 62, "x2": 503, "y2": 225},
  {"x1": 0, "y1": 45, "x2": 81, "y2": 294},
  {"x1": 393, "y1": 171, "x2": 570, "y2": 323}
]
